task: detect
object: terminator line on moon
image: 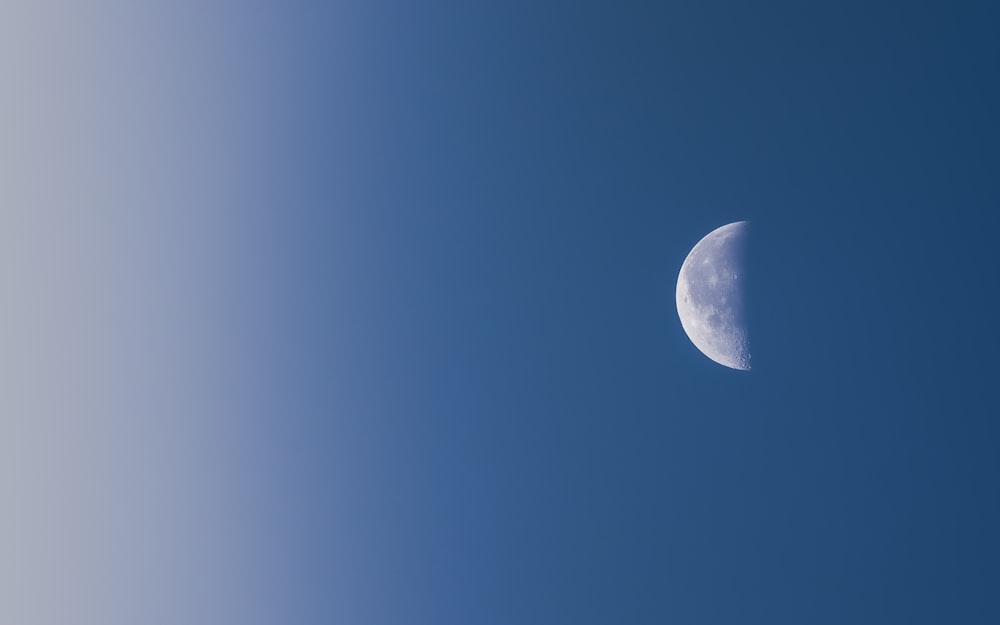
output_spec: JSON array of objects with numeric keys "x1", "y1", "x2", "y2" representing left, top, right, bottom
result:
[{"x1": 676, "y1": 221, "x2": 751, "y2": 370}]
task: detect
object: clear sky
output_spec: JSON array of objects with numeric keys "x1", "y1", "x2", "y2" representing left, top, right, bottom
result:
[{"x1": 4, "y1": 1, "x2": 1000, "y2": 624}]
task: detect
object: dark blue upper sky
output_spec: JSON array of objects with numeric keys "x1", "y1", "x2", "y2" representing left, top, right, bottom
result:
[{"x1": 249, "y1": 1, "x2": 1000, "y2": 623}]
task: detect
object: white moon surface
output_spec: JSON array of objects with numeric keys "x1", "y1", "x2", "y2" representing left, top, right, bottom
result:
[{"x1": 676, "y1": 221, "x2": 750, "y2": 370}]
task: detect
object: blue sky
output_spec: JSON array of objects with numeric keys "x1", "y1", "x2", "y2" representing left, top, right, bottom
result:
[{"x1": 5, "y1": 1, "x2": 1000, "y2": 624}]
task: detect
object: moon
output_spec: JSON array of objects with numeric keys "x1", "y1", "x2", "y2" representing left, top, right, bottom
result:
[{"x1": 676, "y1": 221, "x2": 751, "y2": 370}]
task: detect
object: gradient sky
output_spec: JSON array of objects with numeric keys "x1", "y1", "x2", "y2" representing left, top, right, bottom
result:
[{"x1": 5, "y1": 1, "x2": 1000, "y2": 624}]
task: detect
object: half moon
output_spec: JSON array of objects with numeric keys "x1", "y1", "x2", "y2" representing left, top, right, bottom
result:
[{"x1": 676, "y1": 221, "x2": 750, "y2": 370}]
